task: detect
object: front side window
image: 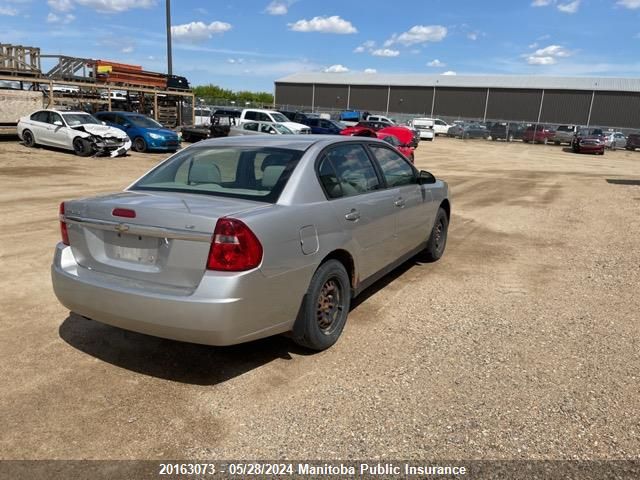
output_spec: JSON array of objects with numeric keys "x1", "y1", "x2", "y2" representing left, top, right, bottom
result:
[
  {"x1": 318, "y1": 144, "x2": 380, "y2": 198},
  {"x1": 369, "y1": 145, "x2": 416, "y2": 187},
  {"x1": 244, "y1": 111, "x2": 258, "y2": 121},
  {"x1": 49, "y1": 112, "x2": 64, "y2": 125},
  {"x1": 243, "y1": 122, "x2": 259, "y2": 131},
  {"x1": 132, "y1": 147, "x2": 301, "y2": 203}
]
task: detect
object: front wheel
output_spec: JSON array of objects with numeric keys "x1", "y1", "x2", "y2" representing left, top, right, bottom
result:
[
  {"x1": 73, "y1": 137, "x2": 93, "y2": 157},
  {"x1": 133, "y1": 137, "x2": 147, "y2": 153},
  {"x1": 423, "y1": 207, "x2": 449, "y2": 262},
  {"x1": 292, "y1": 260, "x2": 351, "y2": 351}
]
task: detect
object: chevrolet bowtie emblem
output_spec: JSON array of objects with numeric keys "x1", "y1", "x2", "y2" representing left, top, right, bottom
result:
[{"x1": 115, "y1": 223, "x2": 130, "y2": 233}]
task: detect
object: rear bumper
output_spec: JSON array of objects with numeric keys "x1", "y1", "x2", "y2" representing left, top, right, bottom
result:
[{"x1": 51, "y1": 243, "x2": 303, "y2": 346}]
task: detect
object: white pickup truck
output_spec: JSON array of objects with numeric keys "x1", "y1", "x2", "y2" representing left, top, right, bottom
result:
[{"x1": 239, "y1": 108, "x2": 310, "y2": 134}]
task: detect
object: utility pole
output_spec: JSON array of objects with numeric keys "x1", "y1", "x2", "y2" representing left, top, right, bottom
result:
[{"x1": 166, "y1": 0, "x2": 173, "y2": 76}]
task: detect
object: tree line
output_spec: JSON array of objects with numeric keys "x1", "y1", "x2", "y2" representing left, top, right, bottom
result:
[{"x1": 192, "y1": 84, "x2": 274, "y2": 105}]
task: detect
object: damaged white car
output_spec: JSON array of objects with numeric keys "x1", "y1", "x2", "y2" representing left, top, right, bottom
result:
[{"x1": 17, "y1": 109, "x2": 132, "y2": 157}]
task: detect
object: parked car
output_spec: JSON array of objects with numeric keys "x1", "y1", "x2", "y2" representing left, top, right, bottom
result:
[
  {"x1": 489, "y1": 122, "x2": 527, "y2": 142},
  {"x1": 94, "y1": 111, "x2": 180, "y2": 153},
  {"x1": 228, "y1": 121, "x2": 295, "y2": 136},
  {"x1": 367, "y1": 114, "x2": 396, "y2": 124},
  {"x1": 408, "y1": 118, "x2": 436, "y2": 141},
  {"x1": 180, "y1": 113, "x2": 238, "y2": 143},
  {"x1": 239, "y1": 109, "x2": 310, "y2": 134},
  {"x1": 625, "y1": 132, "x2": 640, "y2": 151},
  {"x1": 339, "y1": 110, "x2": 370, "y2": 126},
  {"x1": 552, "y1": 125, "x2": 579, "y2": 145},
  {"x1": 377, "y1": 132, "x2": 415, "y2": 162},
  {"x1": 603, "y1": 131, "x2": 627, "y2": 150},
  {"x1": 571, "y1": 128, "x2": 605, "y2": 154},
  {"x1": 340, "y1": 124, "x2": 377, "y2": 137},
  {"x1": 448, "y1": 122, "x2": 489, "y2": 139},
  {"x1": 52, "y1": 135, "x2": 450, "y2": 351},
  {"x1": 378, "y1": 126, "x2": 417, "y2": 148},
  {"x1": 18, "y1": 109, "x2": 131, "y2": 157},
  {"x1": 303, "y1": 117, "x2": 346, "y2": 135},
  {"x1": 522, "y1": 125, "x2": 555, "y2": 144}
]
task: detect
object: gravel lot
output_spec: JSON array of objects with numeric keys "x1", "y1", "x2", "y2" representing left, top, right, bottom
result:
[{"x1": 0, "y1": 136, "x2": 638, "y2": 461}]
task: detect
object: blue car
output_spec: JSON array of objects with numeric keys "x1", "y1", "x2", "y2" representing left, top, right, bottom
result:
[
  {"x1": 94, "y1": 111, "x2": 181, "y2": 153},
  {"x1": 303, "y1": 117, "x2": 347, "y2": 135}
]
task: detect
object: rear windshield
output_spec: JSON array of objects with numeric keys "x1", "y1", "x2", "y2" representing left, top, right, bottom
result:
[{"x1": 131, "y1": 146, "x2": 302, "y2": 203}]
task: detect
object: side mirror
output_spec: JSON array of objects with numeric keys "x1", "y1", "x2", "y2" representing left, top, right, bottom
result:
[
  {"x1": 101, "y1": 121, "x2": 106, "y2": 125},
  {"x1": 53, "y1": 120, "x2": 63, "y2": 127},
  {"x1": 418, "y1": 170, "x2": 436, "y2": 185}
]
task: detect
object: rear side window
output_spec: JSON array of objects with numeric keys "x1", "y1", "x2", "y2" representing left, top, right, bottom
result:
[
  {"x1": 318, "y1": 144, "x2": 381, "y2": 198},
  {"x1": 30, "y1": 111, "x2": 48, "y2": 122},
  {"x1": 368, "y1": 145, "x2": 416, "y2": 187}
]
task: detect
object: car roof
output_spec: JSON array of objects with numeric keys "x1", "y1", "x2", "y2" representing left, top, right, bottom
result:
[{"x1": 198, "y1": 134, "x2": 386, "y2": 151}]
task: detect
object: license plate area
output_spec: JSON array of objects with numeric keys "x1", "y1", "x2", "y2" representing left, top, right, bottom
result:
[{"x1": 103, "y1": 231, "x2": 161, "y2": 265}]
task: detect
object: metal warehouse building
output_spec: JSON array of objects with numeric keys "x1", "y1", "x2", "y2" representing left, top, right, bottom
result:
[{"x1": 275, "y1": 73, "x2": 640, "y2": 129}]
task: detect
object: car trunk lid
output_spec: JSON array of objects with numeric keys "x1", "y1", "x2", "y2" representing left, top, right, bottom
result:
[{"x1": 63, "y1": 191, "x2": 268, "y2": 290}]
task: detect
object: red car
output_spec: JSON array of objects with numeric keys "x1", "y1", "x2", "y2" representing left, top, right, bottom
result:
[
  {"x1": 340, "y1": 124, "x2": 377, "y2": 137},
  {"x1": 376, "y1": 132, "x2": 415, "y2": 163},
  {"x1": 571, "y1": 128, "x2": 605, "y2": 155},
  {"x1": 522, "y1": 124, "x2": 555, "y2": 144}
]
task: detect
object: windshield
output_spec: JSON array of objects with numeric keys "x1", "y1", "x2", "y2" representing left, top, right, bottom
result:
[
  {"x1": 62, "y1": 113, "x2": 101, "y2": 126},
  {"x1": 131, "y1": 146, "x2": 302, "y2": 203},
  {"x1": 128, "y1": 115, "x2": 163, "y2": 129},
  {"x1": 270, "y1": 113, "x2": 289, "y2": 123}
]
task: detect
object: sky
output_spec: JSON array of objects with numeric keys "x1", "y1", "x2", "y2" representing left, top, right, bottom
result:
[{"x1": 2, "y1": 0, "x2": 640, "y2": 92}]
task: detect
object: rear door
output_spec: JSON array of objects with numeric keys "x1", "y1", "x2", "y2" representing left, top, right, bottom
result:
[
  {"x1": 317, "y1": 143, "x2": 397, "y2": 280},
  {"x1": 367, "y1": 144, "x2": 435, "y2": 255}
]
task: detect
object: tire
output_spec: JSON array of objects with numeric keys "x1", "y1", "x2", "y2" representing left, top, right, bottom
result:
[
  {"x1": 491, "y1": 137, "x2": 497, "y2": 141},
  {"x1": 523, "y1": 139, "x2": 529, "y2": 143},
  {"x1": 423, "y1": 207, "x2": 449, "y2": 262},
  {"x1": 292, "y1": 259, "x2": 351, "y2": 351},
  {"x1": 554, "y1": 141, "x2": 561, "y2": 146},
  {"x1": 133, "y1": 137, "x2": 147, "y2": 153},
  {"x1": 22, "y1": 129, "x2": 36, "y2": 147},
  {"x1": 73, "y1": 137, "x2": 93, "y2": 157}
]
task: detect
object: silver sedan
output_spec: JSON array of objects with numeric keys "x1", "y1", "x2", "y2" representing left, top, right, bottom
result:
[{"x1": 52, "y1": 135, "x2": 450, "y2": 350}]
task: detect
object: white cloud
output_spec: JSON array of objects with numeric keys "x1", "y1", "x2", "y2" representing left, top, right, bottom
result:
[
  {"x1": 47, "y1": 12, "x2": 75, "y2": 23},
  {"x1": 442, "y1": 71, "x2": 457, "y2": 75},
  {"x1": 372, "y1": 48, "x2": 400, "y2": 57},
  {"x1": 528, "y1": 42, "x2": 539, "y2": 49},
  {"x1": 171, "y1": 21, "x2": 232, "y2": 43},
  {"x1": 384, "y1": 25, "x2": 447, "y2": 46},
  {"x1": 354, "y1": 40, "x2": 375, "y2": 53},
  {"x1": 557, "y1": 0, "x2": 580, "y2": 13},
  {"x1": 0, "y1": 6, "x2": 18, "y2": 15},
  {"x1": 288, "y1": 15, "x2": 357, "y2": 34},
  {"x1": 531, "y1": 0, "x2": 552, "y2": 5},
  {"x1": 526, "y1": 44, "x2": 572, "y2": 65},
  {"x1": 618, "y1": 0, "x2": 640, "y2": 8},
  {"x1": 74, "y1": 0, "x2": 156, "y2": 13},
  {"x1": 47, "y1": 0, "x2": 73, "y2": 12},
  {"x1": 467, "y1": 32, "x2": 478, "y2": 41},
  {"x1": 427, "y1": 59, "x2": 445, "y2": 67},
  {"x1": 227, "y1": 58, "x2": 245, "y2": 64},
  {"x1": 265, "y1": 0, "x2": 291, "y2": 15},
  {"x1": 121, "y1": 46, "x2": 133, "y2": 53},
  {"x1": 324, "y1": 64, "x2": 349, "y2": 73},
  {"x1": 364, "y1": 68, "x2": 377, "y2": 74}
]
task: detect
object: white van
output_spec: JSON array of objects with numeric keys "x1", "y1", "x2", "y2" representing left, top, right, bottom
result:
[
  {"x1": 409, "y1": 118, "x2": 435, "y2": 141},
  {"x1": 239, "y1": 109, "x2": 309, "y2": 134}
]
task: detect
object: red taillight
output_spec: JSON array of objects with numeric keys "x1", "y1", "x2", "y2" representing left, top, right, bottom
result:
[
  {"x1": 207, "y1": 218, "x2": 263, "y2": 271},
  {"x1": 112, "y1": 208, "x2": 136, "y2": 218},
  {"x1": 59, "y1": 202, "x2": 70, "y2": 245}
]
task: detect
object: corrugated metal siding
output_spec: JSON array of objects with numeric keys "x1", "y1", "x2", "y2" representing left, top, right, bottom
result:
[
  {"x1": 349, "y1": 85, "x2": 388, "y2": 112},
  {"x1": 434, "y1": 87, "x2": 486, "y2": 119},
  {"x1": 276, "y1": 73, "x2": 640, "y2": 92},
  {"x1": 314, "y1": 84, "x2": 349, "y2": 110},
  {"x1": 485, "y1": 88, "x2": 541, "y2": 122},
  {"x1": 590, "y1": 91, "x2": 640, "y2": 129},
  {"x1": 539, "y1": 90, "x2": 592, "y2": 125},
  {"x1": 388, "y1": 87, "x2": 433, "y2": 115},
  {"x1": 274, "y1": 83, "x2": 312, "y2": 108}
]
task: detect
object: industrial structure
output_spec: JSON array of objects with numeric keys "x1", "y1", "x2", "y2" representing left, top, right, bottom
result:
[{"x1": 275, "y1": 73, "x2": 640, "y2": 129}]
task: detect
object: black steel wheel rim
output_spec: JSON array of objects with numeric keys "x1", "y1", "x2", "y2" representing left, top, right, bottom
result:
[{"x1": 316, "y1": 277, "x2": 344, "y2": 335}]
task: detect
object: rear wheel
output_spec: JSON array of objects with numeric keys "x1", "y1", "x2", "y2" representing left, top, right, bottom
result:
[
  {"x1": 73, "y1": 137, "x2": 93, "y2": 157},
  {"x1": 292, "y1": 260, "x2": 351, "y2": 351},
  {"x1": 133, "y1": 137, "x2": 147, "y2": 153},
  {"x1": 423, "y1": 207, "x2": 449, "y2": 262},
  {"x1": 22, "y1": 129, "x2": 36, "y2": 147}
]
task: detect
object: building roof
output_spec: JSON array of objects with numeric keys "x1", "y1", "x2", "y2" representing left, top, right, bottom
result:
[{"x1": 276, "y1": 73, "x2": 640, "y2": 93}]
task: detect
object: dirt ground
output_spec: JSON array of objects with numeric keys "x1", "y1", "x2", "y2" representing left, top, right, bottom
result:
[{"x1": 0, "y1": 136, "x2": 639, "y2": 461}]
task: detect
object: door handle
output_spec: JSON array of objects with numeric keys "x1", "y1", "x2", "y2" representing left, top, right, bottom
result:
[
  {"x1": 394, "y1": 198, "x2": 406, "y2": 208},
  {"x1": 344, "y1": 209, "x2": 360, "y2": 221}
]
